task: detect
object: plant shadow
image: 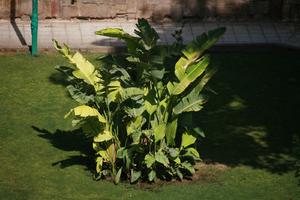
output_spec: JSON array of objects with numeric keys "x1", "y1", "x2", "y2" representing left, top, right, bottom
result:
[
  {"x1": 32, "y1": 126, "x2": 95, "y2": 172},
  {"x1": 194, "y1": 48, "x2": 300, "y2": 179}
]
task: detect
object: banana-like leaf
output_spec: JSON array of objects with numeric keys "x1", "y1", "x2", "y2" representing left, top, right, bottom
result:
[
  {"x1": 148, "y1": 170, "x2": 156, "y2": 182},
  {"x1": 95, "y1": 28, "x2": 139, "y2": 52},
  {"x1": 66, "y1": 85, "x2": 94, "y2": 104},
  {"x1": 192, "y1": 68, "x2": 217, "y2": 95},
  {"x1": 176, "y1": 168, "x2": 183, "y2": 180},
  {"x1": 145, "y1": 154, "x2": 155, "y2": 168},
  {"x1": 94, "y1": 130, "x2": 113, "y2": 142},
  {"x1": 154, "y1": 123, "x2": 166, "y2": 142},
  {"x1": 95, "y1": 28, "x2": 138, "y2": 42},
  {"x1": 66, "y1": 105, "x2": 106, "y2": 123},
  {"x1": 174, "y1": 27, "x2": 225, "y2": 81},
  {"x1": 96, "y1": 157, "x2": 103, "y2": 173},
  {"x1": 114, "y1": 167, "x2": 123, "y2": 184},
  {"x1": 120, "y1": 87, "x2": 144, "y2": 100},
  {"x1": 53, "y1": 40, "x2": 101, "y2": 91},
  {"x1": 185, "y1": 147, "x2": 201, "y2": 160},
  {"x1": 155, "y1": 151, "x2": 169, "y2": 167},
  {"x1": 71, "y1": 52, "x2": 100, "y2": 86},
  {"x1": 171, "y1": 55, "x2": 210, "y2": 95},
  {"x1": 182, "y1": 27, "x2": 226, "y2": 61},
  {"x1": 173, "y1": 93, "x2": 206, "y2": 115},
  {"x1": 126, "y1": 116, "x2": 145, "y2": 136},
  {"x1": 165, "y1": 119, "x2": 178, "y2": 146},
  {"x1": 181, "y1": 162, "x2": 195, "y2": 174},
  {"x1": 130, "y1": 170, "x2": 141, "y2": 183},
  {"x1": 181, "y1": 132, "x2": 197, "y2": 148},
  {"x1": 53, "y1": 39, "x2": 72, "y2": 60},
  {"x1": 135, "y1": 18, "x2": 159, "y2": 50}
]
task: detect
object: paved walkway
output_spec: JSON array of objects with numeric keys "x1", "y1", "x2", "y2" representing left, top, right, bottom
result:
[{"x1": 0, "y1": 20, "x2": 299, "y2": 51}]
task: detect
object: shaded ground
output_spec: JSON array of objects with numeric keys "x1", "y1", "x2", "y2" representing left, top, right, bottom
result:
[
  {"x1": 196, "y1": 48, "x2": 300, "y2": 176},
  {"x1": 0, "y1": 49, "x2": 299, "y2": 200}
]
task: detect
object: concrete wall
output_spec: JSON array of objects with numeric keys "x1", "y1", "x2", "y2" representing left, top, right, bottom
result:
[{"x1": 0, "y1": 0, "x2": 299, "y2": 21}]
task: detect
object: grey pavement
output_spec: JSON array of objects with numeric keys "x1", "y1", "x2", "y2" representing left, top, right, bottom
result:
[{"x1": 0, "y1": 19, "x2": 300, "y2": 51}]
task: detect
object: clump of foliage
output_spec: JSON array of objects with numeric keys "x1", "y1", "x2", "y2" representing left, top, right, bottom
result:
[{"x1": 53, "y1": 19, "x2": 225, "y2": 184}]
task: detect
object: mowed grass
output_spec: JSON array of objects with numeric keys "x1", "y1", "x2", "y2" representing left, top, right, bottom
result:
[{"x1": 0, "y1": 48, "x2": 299, "y2": 200}]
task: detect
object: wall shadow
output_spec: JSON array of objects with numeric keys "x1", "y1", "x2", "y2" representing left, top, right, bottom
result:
[
  {"x1": 10, "y1": 0, "x2": 27, "y2": 47},
  {"x1": 32, "y1": 126, "x2": 95, "y2": 172}
]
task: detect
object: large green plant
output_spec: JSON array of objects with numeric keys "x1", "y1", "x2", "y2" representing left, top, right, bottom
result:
[{"x1": 53, "y1": 19, "x2": 225, "y2": 184}]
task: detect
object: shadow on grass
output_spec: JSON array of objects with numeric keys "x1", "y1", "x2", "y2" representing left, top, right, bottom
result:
[
  {"x1": 32, "y1": 126, "x2": 95, "y2": 172},
  {"x1": 194, "y1": 49, "x2": 300, "y2": 181},
  {"x1": 48, "y1": 71, "x2": 70, "y2": 87}
]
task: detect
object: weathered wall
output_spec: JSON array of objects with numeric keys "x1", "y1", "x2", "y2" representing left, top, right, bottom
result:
[{"x1": 0, "y1": 0, "x2": 299, "y2": 21}]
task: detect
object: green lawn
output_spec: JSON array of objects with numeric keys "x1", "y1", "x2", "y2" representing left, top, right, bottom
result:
[{"x1": 0, "y1": 49, "x2": 299, "y2": 200}]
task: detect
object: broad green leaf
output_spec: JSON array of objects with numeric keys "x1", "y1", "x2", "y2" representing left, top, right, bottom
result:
[
  {"x1": 145, "y1": 154, "x2": 155, "y2": 168},
  {"x1": 94, "y1": 130, "x2": 113, "y2": 142},
  {"x1": 176, "y1": 168, "x2": 183, "y2": 180},
  {"x1": 175, "y1": 57, "x2": 190, "y2": 81},
  {"x1": 174, "y1": 27, "x2": 224, "y2": 81},
  {"x1": 145, "y1": 100, "x2": 157, "y2": 116},
  {"x1": 130, "y1": 170, "x2": 141, "y2": 183},
  {"x1": 97, "y1": 150, "x2": 109, "y2": 161},
  {"x1": 53, "y1": 40, "x2": 101, "y2": 91},
  {"x1": 192, "y1": 68, "x2": 217, "y2": 95},
  {"x1": 126, "y1": 116, "x2": 145, "y2": 136},
  {"x1": 190, "y1": 127, "x2": 205, "y2": 138},
  {"x1": 81, "y1": 117, "x2": 104, "y2": 137},
  {"x1": 131, "y1": 131, "x2": 142, "y2": 144},
  {"x1": 182, "y1": 27, "x2": 226, "y2": 61},
  {"x1": 93, "y1": 142, "x2": 101, "y2": 152},
  {"x1": 167, "y1": 81, "x2": 175, "y2": 95},
  {"x1": 95, "y1": 28, "x2": 139, "y2": 52},
  {"x1": 125, "y1": 106, "x2": 145, "y2": 118},
  {"x1": 135, "y1": 18, "x2": 159, "y2": 50},
  {"x1": 120, "y1": 87, "x2": 144, "y2": 100},
  {"x1": 71, "y1": 52, "x2": 100, "y2": 85},
  {"x1": 168, "y1": 148, "x2": 179, "y2": 158},
  {"x1": 71, "y1": 105, "x2": 106, "y2": 123},
  {"x1": 95, "y1": 28, "x2": 138, "y2": 42},
  {"x1": 106, "y1": 80, "x2": 122, "y2": 103},
  {"x1": 114, "y1": 167, "x2": 123, "y2": 184},
  {"x1": 154, "y1": 123, "x2": 166, "y2": 142},
  {"x1": 173, "y1": 94, "x2": 205, "y2": 115},
  {"x1": 106, "y1": 142, "x2": 117, "y2": 164},
  {"x1": 96, "y1": 157, "x2": 103, "y2": 173},
  {"x1": 66, "y1": 85, "x2": 94, "y2": 104},
  {"x1": 181, "y1": 132, "x2": 197, "y2": 148},
  {"x1": 53, "y1": 40, "x2": 72, "y2": 60},
  {"x1": 174, "y1": 157, "x2": 181, "y2": 164},
  {"x1": 151, "y1": 68, "x2": 165, "y2": 80},
  {"x1": 166, "y1": 119, "x2": 178, "y2": 146},
  {"x1": 148, "y1": 170, "x2": 156, "y2": 182},
  {"x1": 172, "y1": 55, "x2": 210, "y2": 95},
  {"x1": 181, "y1": 162, "x2": 195, "y2": 174},
  {"x1": 116, "y1": 147, "x2": 126, "y2": 159},
  {"x1": 155, "y1": 151, "x2": 169, "y2": 167},
  {"x1": 185, "y1": 147, "x2": 200, "y2": 159}
]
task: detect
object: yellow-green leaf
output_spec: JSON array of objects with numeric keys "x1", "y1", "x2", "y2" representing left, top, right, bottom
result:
[
  {"x1": 96, "y1": 157, "x2": 103, "y2": 173},
  {"x1": 154, "y1": 123, "x2": 166, "y2": 142},
  {"x1": 94, "y1": 130, "x2": 113, "y2": 142},
  {"x1": 181, "y1": 132, "x2": 197, "y2": 148},
  {"x1": 72, "y1": 105, "x2": 106, "y2": 123},
  {"x1": 166, "y1": 119, "x2": 178, "y2": 146},
  {"x1": 144, "y1": 154, "x2": 155, "y2": 168},
  {"x1": 172, "y1": 55, "x2": 210, "y2": 95},
  {"x1": 155, "y1": 150, "x2": 169, "y2": 167}
]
